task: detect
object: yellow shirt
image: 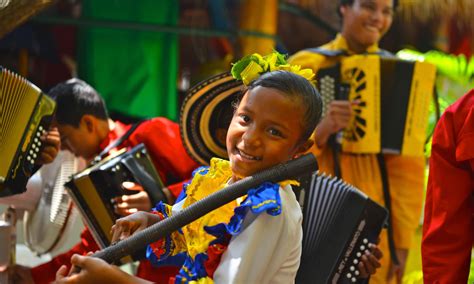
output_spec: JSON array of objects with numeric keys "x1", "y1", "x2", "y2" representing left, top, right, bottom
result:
[{"x1": 289, "y1": 34, "x2": 424, "y2": 282}]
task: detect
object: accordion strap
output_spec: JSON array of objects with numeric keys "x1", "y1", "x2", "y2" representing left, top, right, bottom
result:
[
  {"x1": 425, "y1": 86, "x2": 441, "y2": 148},
  {"x1": 305, "y1": 46, "x2": 395, "y2": 58},
  {"x1": 93, "y1": 121, "x2": 145, "y2": 164},
  {"x1": 330, "y1": 148, "x2": 400, "y2": 266},
  {"x1": 329, "y1": 135, "x2": 342, "y2": 178},
  {"x1": 376, "y1": 153, "x2": 400, "y2": 266},
  {"x1": 121, "y1": 153, "x2": 166, "y2": 205}
]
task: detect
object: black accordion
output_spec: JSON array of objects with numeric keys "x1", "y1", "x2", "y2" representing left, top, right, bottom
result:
[
  {"x1": 0, "y1": 67, "x2": 56, "y2": 197},
  {"x1": 296, "y1": 172, "x2": 388, "y2": 284},
  {"x1": 65, "y1": 143, "x2": 166, "y2": 262},
  {"x1": 316, "y1": 55, "x2": 436, "y2": 157}
]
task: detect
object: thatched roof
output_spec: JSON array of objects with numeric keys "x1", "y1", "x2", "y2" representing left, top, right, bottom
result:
[
  {"x1": 398, "y1": 0, "x2": 474, "y2": 29},
  {"x1": 0, "y1": 0, "x2": 56, "y2": 38}
]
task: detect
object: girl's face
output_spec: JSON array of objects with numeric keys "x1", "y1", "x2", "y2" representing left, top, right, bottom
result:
[
  {"x1": 226, "y1": 86, "x2": 311, "y2": 180},
  {"x1": 340, "y1": 0, "x2": 394, "y2": 52}
]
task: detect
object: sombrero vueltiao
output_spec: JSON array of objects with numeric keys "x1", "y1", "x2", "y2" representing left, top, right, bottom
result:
[{"x1": 180, "y1": 72, "x2": 244, "y2": 166}]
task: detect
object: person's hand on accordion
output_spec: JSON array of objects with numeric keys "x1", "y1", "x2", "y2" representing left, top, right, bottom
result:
[
  {"x1": 112, "y1": 181, "x2": 152, "y2": 215},
  {"x1": 358, "y1": 241, "x2": 383, "y2": 279},
  {"x1": 314, "y1": 100, "x2": 358, "y2": 148},
  {"x1": 36, "y1": 127, "x2": 61, "y2": 165},
  {"x1": 110, "y1": 211, "x2": 161, "y2": 243},
  {"x1": 113, "y1": 181, "x2": 175, "y2": 215}
]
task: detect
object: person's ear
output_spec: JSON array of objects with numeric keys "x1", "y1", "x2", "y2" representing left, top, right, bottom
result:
[
  {"x1": 339, "y1": 5, "x2": 347, "y2": 16},
  {"x1": 81, "y1": 115, "x2": 96, "y2": 133},
  {"x1": 293, "y1": 139, "x2": 314, "y2": 159}
]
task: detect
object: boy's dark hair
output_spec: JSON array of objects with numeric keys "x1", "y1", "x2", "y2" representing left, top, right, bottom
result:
[
  {"x1": 338, "y1": 0, "x2": 398, "y2": 17},
  {"x1": 49, "y1": 78, "x2": 109, "y2": 127},
  {"x1": 247, "y1": 71, "x2": 323, "y2": 143},
  {"x1": 340, "y1": 0, "x2": 397, "y2": 7}
]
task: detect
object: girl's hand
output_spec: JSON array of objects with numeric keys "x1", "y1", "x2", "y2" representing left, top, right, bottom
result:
[
  {"x1": 54, "y1": 254, "x2": 151, "y2": 283},
  {"x1": 110, "y1": 211, "x2": 161, "y2": 243}
]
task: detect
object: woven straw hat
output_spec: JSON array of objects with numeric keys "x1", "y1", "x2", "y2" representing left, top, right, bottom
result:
[{"x1": 180, "y1": 72, "x2": 244, "y2": 166}]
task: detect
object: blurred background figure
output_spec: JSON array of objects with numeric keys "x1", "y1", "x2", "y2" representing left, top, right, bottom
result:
[{"x1": 0, "y1": 151, "x2": 85, "y2": 283}]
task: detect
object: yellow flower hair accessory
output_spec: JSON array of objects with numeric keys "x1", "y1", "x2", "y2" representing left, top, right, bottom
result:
[{"x1": 231, "y1": 51, "x2": 315, "y2": 85}]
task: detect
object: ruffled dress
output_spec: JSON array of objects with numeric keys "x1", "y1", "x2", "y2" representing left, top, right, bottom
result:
[{"x1": 146, "y1": 158, "x2": 298, "y2": 283}]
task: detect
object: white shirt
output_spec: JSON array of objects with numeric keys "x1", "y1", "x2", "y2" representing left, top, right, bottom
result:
[{"x1": 213, "y1": 184, "x2": 303, "y2": 284}]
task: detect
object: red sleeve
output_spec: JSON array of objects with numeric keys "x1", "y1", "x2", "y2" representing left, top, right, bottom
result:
[
  {"x1": 167, "y1": 181, "x2": 186, "y2": 198},
  {"x1": 127, "y1": 118, "x2": 200, "y2": 187},
  {"x1": 422, "y1": 94, "x2": 474, "y2": 284},
  {"x1": 30, "y1": 228, "x2": 100, "y2": 284},
  {"x1": 136, "y1": 260, "x2": 180, "y2": 284}
]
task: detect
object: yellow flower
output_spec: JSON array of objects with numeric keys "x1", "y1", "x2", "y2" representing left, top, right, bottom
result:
[
  {"x1": 251, "y1": 53, "x2": 268, "y2": 71},
  {"x1": 296, "y1": 68, "x2": 316, "y2": 81},
  {"x1": 264, "y1": 52, "x2": 278, "y2": 71},
  {"x1": 231, "y1": 51, "x2": 315, "y2": 85},
  {"x1": 240, "y1": 61, "x2": 264, "y2": 85}
]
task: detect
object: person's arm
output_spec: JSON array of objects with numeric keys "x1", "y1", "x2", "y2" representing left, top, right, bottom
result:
[
  {"x1": 314, "y1": 100, "x2": 354, "y2": 148},
  {"x1": 29, "y1": 228, "x2": 99, "y2": 283},
  {"x1": 113, "y1": 118, "x2": 198, "y2": 214},
  {"x1": 55, "y1": 254, "x2": 151, "y2": 284},
  {"x1": 110, "y1": 202, "x2": 187, "y2": 262},
  {"x1": 289, "y1": 51, "x2": 355, "y2": 156},
  {"x1": 130, "y1": 118, "x2": 199, "y2": 188},
  {"x1": 110, "y1": 211, "x2": 161, "y2": 243},
  {"x1": 422, "y1": 111, "x2": 474, "y2": 283}
]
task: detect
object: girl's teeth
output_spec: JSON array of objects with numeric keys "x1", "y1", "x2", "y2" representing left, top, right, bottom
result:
[{"x1": 239, "y1": 150, "x2": 259, "y2": 160}]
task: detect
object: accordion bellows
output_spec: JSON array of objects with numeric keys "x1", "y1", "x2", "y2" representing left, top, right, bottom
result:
[
  {"x1": 0, "y1": 66, "x2": 55, "y2": 197},
  {"x1": 317, "y1": 55, "x2": 437, "y2": 156},
  {"x1": 65, "y1": 143, "x2": 166, "y2": 263},
  {"x1": 296, "y1": 172, "x2": 388, "y2": 283}
]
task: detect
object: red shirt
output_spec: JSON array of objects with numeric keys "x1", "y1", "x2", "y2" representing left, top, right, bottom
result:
[
  {"x1": 31, "y1": 117, "x2": 200, "y2": 283},
  {"x1": 422, "y1": 90, "x2": 474, "y2": 283}
]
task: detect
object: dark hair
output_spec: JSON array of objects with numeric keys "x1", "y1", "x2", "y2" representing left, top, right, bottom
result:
[
  {"x1": 247, "y1": 71, "x2": 323, "y2": 143},
  {"x1": 338, "y1": 0, "x2": 398, "y2": 17},
  {"x1": 340, "y1": 0, "x2": 397, "y2": 7},
  {"x1": 49, "y1": 78, "x2": 108, "y2": 127}
]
